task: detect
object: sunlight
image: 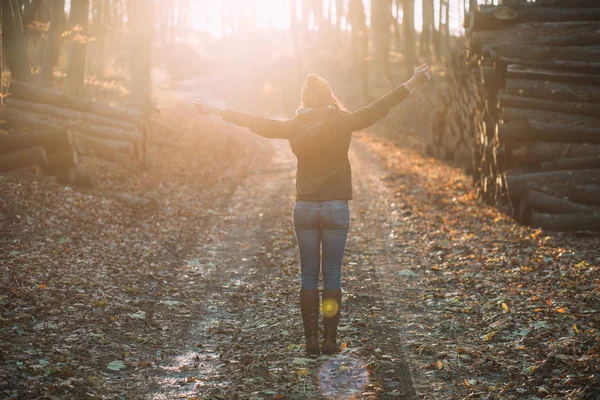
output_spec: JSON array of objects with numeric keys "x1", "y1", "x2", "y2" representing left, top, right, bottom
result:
[{"x1": 188, "y1": 0, "x2": 466, "y2": 38}]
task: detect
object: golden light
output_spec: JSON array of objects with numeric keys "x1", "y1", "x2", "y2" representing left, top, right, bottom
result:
[{"x1": 322, "y1": 297, "x2": 340, "y2": 319}]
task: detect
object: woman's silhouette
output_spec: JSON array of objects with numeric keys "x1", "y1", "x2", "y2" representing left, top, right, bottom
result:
[{"x1": 195, "y1": 63, "x2": 431, "y2": 355}]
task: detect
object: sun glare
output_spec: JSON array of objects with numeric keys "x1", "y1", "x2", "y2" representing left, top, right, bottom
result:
[{"x1": 189, "y1": 0, "x2": 465, "y2": 38}]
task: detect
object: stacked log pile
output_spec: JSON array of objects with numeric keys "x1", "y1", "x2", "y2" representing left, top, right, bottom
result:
[
  {"x1": 462, "y1": 0, "x2": 600, "y2": 231},
  {"x1": 0, "y1": 81, "x2": 149, "y2": 187},
  {"x1": 430, "y1": 51, "x2": 481, "y2": 170}
]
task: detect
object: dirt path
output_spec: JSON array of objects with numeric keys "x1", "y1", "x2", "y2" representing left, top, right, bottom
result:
[
  {"x1": 129, "y1": 123, "x2": 599, "y2": 399},
  {"x1": 116, "y1": 124, "x2": 427, "y2": 398}
]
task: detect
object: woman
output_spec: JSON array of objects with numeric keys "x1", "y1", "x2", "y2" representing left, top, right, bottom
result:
[{"x1": 194, "y1": 63, "x2": 431, "y2": 355}]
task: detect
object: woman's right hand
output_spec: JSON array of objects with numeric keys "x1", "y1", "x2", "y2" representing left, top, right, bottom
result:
[{"x1": 193, "y1": 99, "x2": 224, "y2": 117}]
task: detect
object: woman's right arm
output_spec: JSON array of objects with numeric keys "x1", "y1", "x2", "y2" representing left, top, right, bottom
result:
[
  {"x1": 340, "y1": 63, "x2": 430, "y2": 132},
  {"x1": 194, "y1": 101, "x2": 295, "y2": 139}
]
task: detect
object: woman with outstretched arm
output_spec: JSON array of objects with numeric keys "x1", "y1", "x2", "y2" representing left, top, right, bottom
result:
[{"x1": 194, "y1": 63, "x2": 431, "y2": 356}]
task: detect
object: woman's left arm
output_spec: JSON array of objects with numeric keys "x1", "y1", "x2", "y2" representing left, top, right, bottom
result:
[{"x1": 194, "y1": 101, "x2": 295, "y2": 139}]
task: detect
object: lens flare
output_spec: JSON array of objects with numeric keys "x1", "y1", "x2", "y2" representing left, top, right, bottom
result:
[
  {"x1": 318, "y1": 355, "x2": 370, "y2": 399},
  {"x1": 321, "y1": 297, "x2": 339, "y2": 319}
]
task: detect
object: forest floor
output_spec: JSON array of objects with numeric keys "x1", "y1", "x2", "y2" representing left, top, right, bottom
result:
[{"x1": 2, "y1": 33, "x2": 600, "y2": 399}]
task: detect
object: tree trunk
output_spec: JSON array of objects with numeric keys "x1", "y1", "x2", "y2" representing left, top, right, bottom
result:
[
  {"x1": 89, "y1": 0, "x2": 105, "y2": 79},
  {"x1": 0, "y1": 146, "x2": 48, "y2": 172},
  {"x1": 128, "y1": 0, "x2": 153, "y2": 117},
  {"x1": 504, "y1": 79, "x2": 600, "y2": 103},
  {"x1": 64, "y1": 0, "x2": 90, "y2": 95},
  {"x1": 2, "y1": 0, "x2": 32, "y2": 82},
  {"x1": 372, "y1": 0, "x2": 392, "y2": 82},
  {"x1": 420, "y1": 0, "x2": 434, "y2": 58},
  {"x1": 22, "y1": 0, "x2": 43, "y2": 28},
  {"x1": 402, "y1": 0, "x2": 415, "y2": 72},
  {"x1": 40, "y1": 0, "x2": 66, "y2": 87}
]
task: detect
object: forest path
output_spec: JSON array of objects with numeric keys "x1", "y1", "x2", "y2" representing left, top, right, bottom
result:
[{"x1": 120, "y1": 76, "x2": 431, "y2": 399}]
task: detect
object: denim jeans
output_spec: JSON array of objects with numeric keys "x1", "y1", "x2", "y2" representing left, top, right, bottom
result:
[{"x1": 293, "y1": 200, "x2": 350, "y2": 290}]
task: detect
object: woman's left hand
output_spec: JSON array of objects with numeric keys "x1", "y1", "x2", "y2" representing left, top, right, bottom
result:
[{"x1": 413, "y1": 63, "x2": 431, "y2": 85}]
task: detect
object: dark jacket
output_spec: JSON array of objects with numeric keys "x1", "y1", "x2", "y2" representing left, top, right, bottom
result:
[{"x1": 223, "y1": 84, "x2": 411, "y2": 201}]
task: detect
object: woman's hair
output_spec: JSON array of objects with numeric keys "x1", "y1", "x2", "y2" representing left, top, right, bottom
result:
[{"x1": 299, "y1": 74, "x2": 346, "y2": 111}]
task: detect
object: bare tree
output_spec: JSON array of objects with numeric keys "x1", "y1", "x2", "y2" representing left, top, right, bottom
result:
[
  {"x1": 371, "y1": 0, "x2": 393, "y2": 85},
  {"x1": 421, "y1": 0, "x2": 435, "y2": 59},
  {"x1": 65, "y1": 0, "x2": 90, "y2": 95},
  {"x1": 40, "y1": 0, "x2": 65, "y2": 87},
  {"x1": 348, "y1": 0, "x2": 369, "y2": 99},
  {"x1": 2, "y1": 0, "x2": 32, "y2": 82},
  {"x1": 402, "y1": 0, "x2": 415, "y2": 72},
  {"x1": 128, "y1": 0, "x2": 153, "y2": 116}
]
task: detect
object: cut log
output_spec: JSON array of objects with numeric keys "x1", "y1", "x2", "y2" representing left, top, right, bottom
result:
[
  {"x1": 501, "y1": 107, "x2": 600, "y2": 125},
  {"x1": 505, "y1": 64, "x2": 600, "y2": 85},
  {"x1": 499, "y1": 121, "x2": 600, "y2": 143},
  {"x1": 541, "y1": 156, "x2": 600, "y2": 171},
  {"x1": 504, "y1": 79, "x2": 600, "y2": 103},
  {"x1": 519, "y1": 7, "x2": 600, "y2": 22},
  {"x1": 8, "y1": 81, "x2": 145, "y2": 124},
  {"x1": 48, "y1": 166, "x2": 76, "y2": 185},
  {"x1": 468, "y1": 6, "x2": 519, "y2": 32},
  {"x1": 72, "y1": 166, "x2": 95, "y2": 189},
  {"x1": 499, "y1": 94, "x2": 600, "y2": 117},
  {"x1": 511, "y1": 143, "x2": 600, "y2": 165},
  {"x1": 0, "y1": 108, "x2": 66, "y2": 131},
  {"x1": 73, "y1": 133, "x2": 138, "y2": 170},
  {"x1": 526, "y1": 182, "x2": 600, "y2": 206},
  {"x1": 0, "y1": 146, "x2": 48, "y2": 172},
  {"x1": 530, "y1": 213, "x2": 600, "y2": 231},
  {"x1": 525, "y1": 189, "x2": 600, "y2": 214},
  {"x1": 523, "y1": 0, "x2": 600, "y2": 8},
  {"x1": 4, "y1": 105, "x2": 142, "y2": 143},
  {"x1": 505, "y1": 168, "x2": 600, "y2": 201},
  {"x1": 493, "y1": 45, "x2": 600, "y2": 73},
  {"x1": 2, "y1": 164, "x2": 43, "y2": 175},
  {"x1": 45, "y1": 150, "x2": 78, "y2": 170},
  {"x1": 470, "y1": 22, "x2": 600, "y2": 52},
  {"x1": 6, "y1": 98, "x2": 138, "y2": 132},
  {"x1": 0, "y1": 128, "x2": 73, "y2": 155},
  {"x1": 0, "y1": 164, "x2": 57, "y2": 184}
]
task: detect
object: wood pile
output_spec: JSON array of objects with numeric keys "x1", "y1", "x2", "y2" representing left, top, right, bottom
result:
[
  {"x1": 461, "y1": 0, "x2": 600, "y2": 231},
  {"x1": 431, "y1": 51, "x2": 480, "y2": 170},
  {"x1": 0, "y1": 81, "x2": 149, "y2": 187}
]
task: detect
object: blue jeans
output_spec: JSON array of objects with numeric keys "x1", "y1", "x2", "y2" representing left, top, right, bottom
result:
[{"x1": 293, "y1": 200, "x2": 350, "y2": 290}]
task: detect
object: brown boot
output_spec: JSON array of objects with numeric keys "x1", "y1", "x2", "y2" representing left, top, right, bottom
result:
[
  {"x1": 300, "y1": 289, "x2": 320, "y2": 356},
  {"x1": 321, "y1": 289, "x2": 342, "y2": 355}
]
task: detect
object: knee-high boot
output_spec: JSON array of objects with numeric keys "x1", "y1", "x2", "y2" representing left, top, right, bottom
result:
[
  {"x1": 300, "y1": 289, "x2": 320, "y2": 355},
  {"x1": 321, "y1": 289, "x2": 342, "y2": 355}
]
